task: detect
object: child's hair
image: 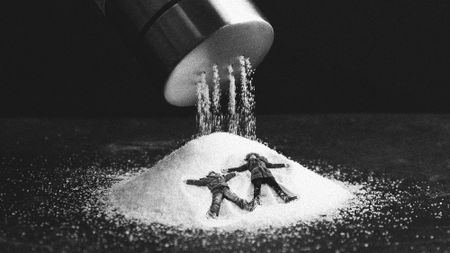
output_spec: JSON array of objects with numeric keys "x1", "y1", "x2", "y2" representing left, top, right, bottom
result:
[
  {"x1": 245, "y1": 153, "x2": 269, "y2": 163},
  {"x1": 245, "y1": 153, "x2": 259, "y2": 161},
  {"x1": 207, "y1": 171, "x2": 218, "y2": 176}
]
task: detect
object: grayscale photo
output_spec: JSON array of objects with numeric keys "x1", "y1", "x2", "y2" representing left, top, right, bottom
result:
[{"x1": 1, "y1": 0, "x2": 450, "y2": 252}]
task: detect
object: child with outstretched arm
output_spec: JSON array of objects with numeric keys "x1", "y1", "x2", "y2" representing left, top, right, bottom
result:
[
  {"x1": 184, "y1": 171, "x2": 255, "y2": 218},
  {"x1": 222, "y1": 153, "x2": 298, "y2": 205}
]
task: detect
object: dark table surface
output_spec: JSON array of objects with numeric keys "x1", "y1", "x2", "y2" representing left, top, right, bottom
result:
[{"x1": 0, "y1": 115, "x2": 449, "y2": 252}]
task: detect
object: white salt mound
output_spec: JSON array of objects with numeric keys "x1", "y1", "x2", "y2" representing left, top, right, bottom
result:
[{"x1": 108, "y1": 132, "x2": 353, "y2": 229}]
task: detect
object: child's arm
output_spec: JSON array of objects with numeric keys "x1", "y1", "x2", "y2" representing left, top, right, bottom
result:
[
  {"x1": 224, "y1": 172, "x2": 237, "y2": 182},
  {"x1": 265, "y1": 162, "x2": 289, "y2": 169},
  {"x1": 225, "y1": 164, "x2": 247, "y2": 173},
  {"x1": 184, "y1": 178, "x2": 208, "y2": 186}
]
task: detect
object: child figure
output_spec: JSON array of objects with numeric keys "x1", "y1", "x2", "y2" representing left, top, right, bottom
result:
[
  {"x1": 184, "y1": 171, "x2": 254, "y2": 218},
  {"x1": 222, "y1": 153, "x2": 298, "y2": 205}
]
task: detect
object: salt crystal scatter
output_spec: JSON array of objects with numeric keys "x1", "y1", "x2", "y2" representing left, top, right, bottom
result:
[{"x1": 108, "y1": 132, "x2": 353, "y2": 229}]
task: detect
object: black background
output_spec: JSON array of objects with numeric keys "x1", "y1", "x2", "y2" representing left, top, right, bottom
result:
[{"x1": 2, "y1": 0, "x2": 450, "y2": 117}]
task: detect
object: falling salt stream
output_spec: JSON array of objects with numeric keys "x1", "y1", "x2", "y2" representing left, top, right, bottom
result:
[
  {"x1": 196, "y1": 72, "x2": 211, "y2": 135},
  {"x1": 241, "y1": 57, "x2": 256, "y2": 139},
  {"x1": 211, "y1": 65, "x2": 222, "y2": 132},
  {"x1": 227, "y1": 64, "x2": 238, "y2": 135},
  {"x1": 104, "y1": 56, "x2": 357, "y2": 230},
  {"x1": 239, "y1": 56, "x2": 249, "y2": 138},
  {"x1": 196, "y1": 56, "x2": 256, "y2": 139}
]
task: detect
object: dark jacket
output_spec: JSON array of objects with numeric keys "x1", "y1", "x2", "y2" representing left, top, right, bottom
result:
[
  {"x1": 228, "y1": 159, "x2": 285, "y2": 181},
  {"x1": 186, "y1": 173, "x2": 237, "y2": 192}
]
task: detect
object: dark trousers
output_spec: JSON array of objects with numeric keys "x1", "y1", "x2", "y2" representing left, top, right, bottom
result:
[
  {"x1": 208, "y1": 187, "x2": 252, "y2": 217},
  {"x1": 252, "y1": 177, "x2": 289, "y2": 201}
]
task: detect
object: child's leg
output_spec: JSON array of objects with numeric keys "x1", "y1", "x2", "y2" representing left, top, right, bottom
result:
[
  {"x1": 266, "y1": 177, "x2": 297, "y2": 202},
  {"x1": 251, "y1": 178, "x2": 263, "y2": 205},
  {"x1": 223, "y1": 188, "x2": 254, "y2": 211},
  {"x1": 252, "y1": 179, "x2": 262, "y2": 199},
  {"x1": 208, "y1": 192, "x2": 224, "y2": 218}
]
